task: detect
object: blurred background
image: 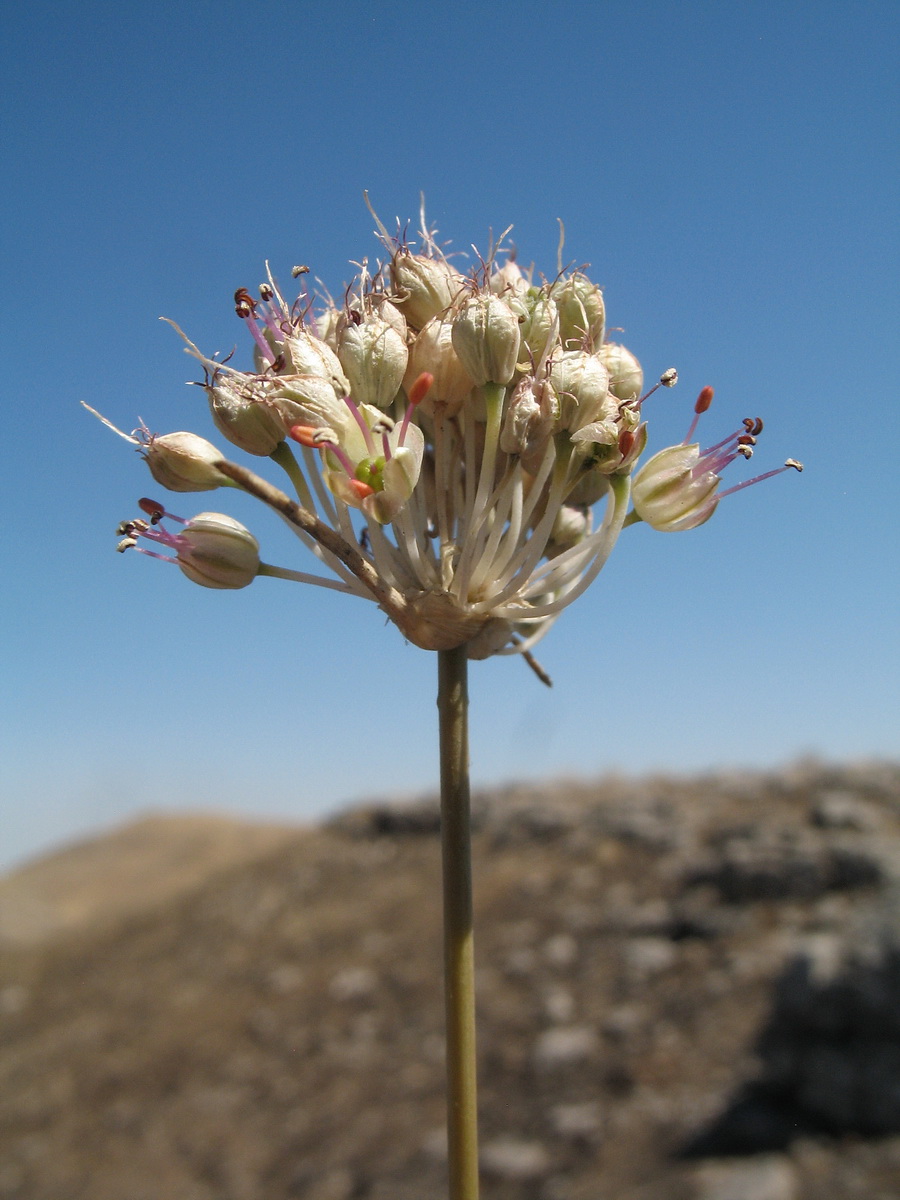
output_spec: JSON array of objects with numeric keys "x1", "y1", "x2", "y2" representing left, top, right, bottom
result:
[{"x1": 2, "y1": 0, "x2": 898, "y2": 871}]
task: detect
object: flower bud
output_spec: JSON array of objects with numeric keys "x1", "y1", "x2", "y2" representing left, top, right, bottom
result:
[
  {"x1": 451, "y1": 293, "x2": 521, "y2": 386},
  {"x1": 549, "y1": 350, "x2": 611, "y2": 431},
  {"x1": 600, "y1": 342, "x2": 644, "y2": 402},
  {"x1": 368, "y1": 295, "x2": 408, "y2": 340},
  {"x1": 500, "y1": 374, "x2": 558, "y2": 462},
  {"x1": 631, "y1": 444, "x2": 719, "y2": 532},
  {"x1": 176, "y1": 512, "x2": 260, "y2": 589},
  {"x1": 314, "y1": 305, "x2": 343, "y2": 353},
  {"x1": 403, "y1": 316, "x2": 475, "y2": 416},
  {"x1": 269, "y1": 375, "x2": 352, "y2": 438},
  {"x1": 514, "y1": 290, "x2": 559, "y2": 369},
  {"x1": 563, "y1": 466, "x2": 611, "y2": 508},
  {"x1": 283, "y1": 329, "x2": 349, "y2": 397},
  {"x1": 143, "y1": 432, "x2": 232, "y2": 492},
  {"x1": 548, "y1": 503, "x2": 592, "y2": 554},
  {"x1": 338, "y1": 313, "x2": 409, "y2": 409},
  {"x1": 490, "y1": 260, "x2": 528, "y2": 298},
  {"x1": 207, "y1": 377, "x2": 285, "y2": 456},
  {"x1": 390, "y1": 252, "x2": 464, "y2": 330},
  {"x1": 552, "y1": 272, "x2": 605, "y2": 351}
]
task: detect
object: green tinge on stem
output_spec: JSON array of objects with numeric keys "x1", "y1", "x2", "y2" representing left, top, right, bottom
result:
[
  {"x1": 438, "y1": 645, "x2": 480, "y2": 1200},
  {"x1": 270, "y1": 440, "x2": 316, "y2": 510}
]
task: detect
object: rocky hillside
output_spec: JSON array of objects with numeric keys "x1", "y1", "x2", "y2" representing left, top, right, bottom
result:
[{"x1": 1, "y1": 762, "x2": 899, "y2": 1200}]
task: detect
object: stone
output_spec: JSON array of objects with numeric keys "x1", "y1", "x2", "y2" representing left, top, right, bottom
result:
[
  {"x1": 691, "y1": 1154, "x2": 798, "y2": 1200},
  {"x1": 480, "y1": 1137, "x2": 551, "y2": 1179},
  {"x1": 550, "y1": 1100, "x2": 604, "y2": 1137},
  {"x1": 533, "y1": 1025, "x2": 599, "y2": 1067},
  {"x1": 327, "y1": 965, "x2": 378, "y2": 1000}
]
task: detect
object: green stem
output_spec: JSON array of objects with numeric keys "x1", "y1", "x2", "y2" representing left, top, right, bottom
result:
[
  {"x1": 437, "y1": 645, "x2": 480, "y2": 1200},
  {"x1": 269, "y1": 439, "x2": 316, "y2": 510}
]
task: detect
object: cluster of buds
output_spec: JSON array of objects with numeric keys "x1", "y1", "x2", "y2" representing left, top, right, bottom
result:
[{"x1": 100, "y1": 201, "x2": 801, "y2": 679}]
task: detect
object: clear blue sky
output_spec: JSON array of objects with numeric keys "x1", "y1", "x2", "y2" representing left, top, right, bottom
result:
[{"x1": 2, "y1": 1, "x2": 898, "y2": 870}]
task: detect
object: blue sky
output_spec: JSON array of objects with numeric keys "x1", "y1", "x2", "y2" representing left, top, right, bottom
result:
[{"x1": 2, "y1": 1, "x2": 898, "y2": 870}]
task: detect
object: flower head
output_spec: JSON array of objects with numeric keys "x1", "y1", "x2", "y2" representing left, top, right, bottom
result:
[{"x1": 101, "y1": 201, "x2": 801, "y2": 681}]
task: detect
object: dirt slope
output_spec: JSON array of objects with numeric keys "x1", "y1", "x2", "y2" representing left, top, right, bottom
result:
[{"x1": 1, "y1": 763, "x2": 899, "y2": 1200}]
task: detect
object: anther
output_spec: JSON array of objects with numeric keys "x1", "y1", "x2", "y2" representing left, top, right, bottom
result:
[
  {"x1": 743, "y1": 417, "x2": 764, "y2": 436},
  {"x1": 408, "y1": 372, "x2": 434, "y2": 409},
  {"x1": 116, "y1": 520, "x2": 136, "y2": 536},
  {"x1": 291, "y1": 265, "x2": 310, "y2": 278},
  {"x1": 258, "y1": 283, "x2": 274, "y2": 301},
  {"x1": 785, "y1": 459, "x2": 803, "y2": 471},
  {"x1": 618, "y1": 429, "x2": 635, "y2": 457},
  {"x1": 737, "y1": 434, "x2": 757, "y2": 446},
  {"x1": 138, "y1": 498, "x2": 166, "y2": 523},
  {"x1": 289, "y1": 424, "x2": 324, "y2": 448},
  {"x1": 116, "y1": 537, "x2": 137, "y2": 552},
  {"x1": 660, "y1": 368, "x2": 678, "y2": 387},
  {"x1": 347, "y1": 479, "x2": 375, "y2": 501},
  {"x1": 737, "y1": 445, "x2": 754, "y2": 459},
  {"x1": 234, "y1": 287, "x2": 257, "y2": 316},
  {"x1": 371, "y1": 415, "x2": 396, "y2": 435},
  {"x1": 695, "y1": 386, "x2": 714, "y2": 414}
]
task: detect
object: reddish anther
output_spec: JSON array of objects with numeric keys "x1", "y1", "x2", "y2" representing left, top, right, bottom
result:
[
  {"x1": 138, "y1": 497, "x2": 166, "y2": 522},
  {"x1": 695, "y1": 386, "x2": 714, "y2": 414},
  {"x1": 408, "y1": 371, "x2": 435, "y2": 408},
  {"x1": 618, "y1": 430, "x2": 635, "y2": 457},
  {"x1": 347, "y1": 479, "x2": 375, "y2": 501},
  {"x1": 289, "y1": 424, "x2": 321, "y2": 448}
]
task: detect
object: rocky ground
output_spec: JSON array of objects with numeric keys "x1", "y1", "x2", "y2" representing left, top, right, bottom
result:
[{"x1": 1, "y1": 761, "x2": 899, "y2": 1200}]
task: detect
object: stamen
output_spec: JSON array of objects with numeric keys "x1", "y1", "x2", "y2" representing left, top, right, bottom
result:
[
  {"x1": 234, "y1": 288, "x2": 258, "y2": 315},
  {"x1": 289, "y1": 425, "x2": 326, "y2": 448},
  {"x1": 398, "y1": 372, "x2": 434, "y2": 448},
  {"x1": 718, "y1": 458, "x2": 804, "y2": 499},
  {"x1": 408, "y1": 372, "x2": 434, "y2": 409},
  {"x1": 348, "y1": 479, "x2": 375, "y2": 501},
  {"x1": 138, "y1": 497, "x2": 166, "y2": 523},
  {"x1": 634, "y1": 368, "x2": 679, "y2": 411},
  {"x1": 371, "y1": 414, "x2": 395, "y2": 435},
  {"x1": 683, "y1": 385, "x2": 714, "y2": 444}
]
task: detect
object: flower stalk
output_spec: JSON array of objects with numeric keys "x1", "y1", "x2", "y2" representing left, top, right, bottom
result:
[{"x1": 438, "y1": 645, "x2": 479, "y2": 1200}]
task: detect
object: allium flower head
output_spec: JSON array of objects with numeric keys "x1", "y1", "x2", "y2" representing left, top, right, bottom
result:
[{"x1": 99, "y1": 199, "x2": 801, "y2": 680}]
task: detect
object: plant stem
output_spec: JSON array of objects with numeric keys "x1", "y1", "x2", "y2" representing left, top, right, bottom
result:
[{"x1": 437, "y1": 645, "x2": 480, "y2": 1200}]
